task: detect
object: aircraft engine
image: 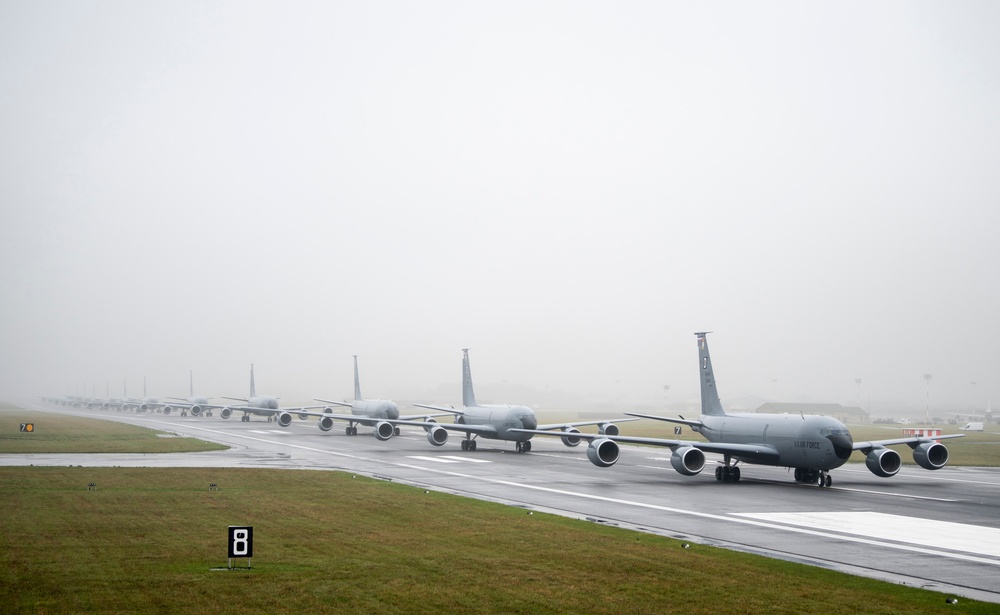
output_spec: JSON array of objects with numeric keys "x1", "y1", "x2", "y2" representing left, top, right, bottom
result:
[
  {"x1": 298, "y1": 412, "x2": 309, "y2": 420},
  {"x1": 136, "y1": 403, "x2": 148, "y2": 413},
  {"x1": 865, "y1": 447, "x2": 901, "y2": 477},
  {"x1": 190, "y1": 405, "x2": 203, "y2": 416},
  {"x1": 598, "y1": 422, "x2": 620, "y2": 436},
  {"x1": 220, "y1": 407, "x2": 232, "y2": 420},
  {"x1": 422, "y1": 417, "x2": 438, "y2": 433},
  {"x1": 670, "y1": 446, "x2": 706, "y2": 476},
  {"x1": 162, "y1": 405, "x2": 173, "y2": 416},
  {"x1": 586, "y1": 438, "x2": 619, "y2": 467},
  {"x1": 276, "y1": 412, "x2": 293, "y2": 428},
  {"x1": 323, "y1": 407, "x2": 334, "y2": 413},
  {"x1": 426, "y1": 425, "x2": 448, "y2": 446},
  {"x1": 560, "y1": 427, "x2": 582, "y2": 447},
  {"x1": 913, "y1": 441, "x2": 949, "y2": 470},
  {"x1": 318, "y1": 416, "x2": 335, "y2": 432},
  {"x1": 373, "y1": 421, "x2": 395, "y2": 441}
]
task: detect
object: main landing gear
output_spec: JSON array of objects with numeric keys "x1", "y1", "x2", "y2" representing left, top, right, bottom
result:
[
  {"x1": 515, "y1": 440, "x2": 532, "y2": 453},
  {"x1": 715, "y1": 455, "x2": 740, "y2": 482},
  {"x1": 461, "y1": 439, "x2": 478, "y2": 451},
  {"x1": 345, "y1": 425, "x2": 358, "y2": 436},
  {"x1": 715, "y1": 465, "x2": 741, "y2": 482},
  {"x1": 794, "y1": 468, "x2": 833, "y2": 487}
]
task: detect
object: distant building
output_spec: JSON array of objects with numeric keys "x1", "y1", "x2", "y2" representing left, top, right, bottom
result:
[{"x1": 753, "y1": 402, "x2": 869, "y2": 425}]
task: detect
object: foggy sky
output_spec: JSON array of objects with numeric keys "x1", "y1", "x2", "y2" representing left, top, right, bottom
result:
[{"x1": 2, "y1": 1, "x2": 998, "y2": 415}]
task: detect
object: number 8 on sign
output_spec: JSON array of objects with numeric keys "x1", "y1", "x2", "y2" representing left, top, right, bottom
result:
[{"x1": 228, "y1": 526, "x2": 253, "y2": 558}]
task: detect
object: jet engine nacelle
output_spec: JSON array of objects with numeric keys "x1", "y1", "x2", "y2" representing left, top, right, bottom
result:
[
  {"x1": 318, "y1": 416, "x2": 335, "y2": 432},
  {"x1": 587, "y1": 438, "x2": 619, "y2": 467},
  {"x1": 190, "y1": 405, "x2": 203, "y2": 417},
  {"x1": 162, "y1": 405, "x2": 173, "y2": 416},
  {"x1": 298, "y1": 413, "x2": 309, "y2": 420},
  {"x1": 136, "y1": 403, "x2": 149, "y2": 413},
  {"x1": 220, "y1": 407, "x2": 233, "y2": 420},
  {"x1": 373, "y1": 421, "x2": 395, "y2": 441},
  {"x1": 422, "y1": 417, "x2": 438, "y2": 433},
  {"x1": 276, "y1": 412, "x2": 293, "y2": 428},
  {"x1": 913, "y1": 441, "x2": 949, "y2": 470},
  {"x1": 598, "y1": 422, "x2": 620, "y2": 436},
  {"x1": 560, "y1": 427, "x2": 582, "y2": 447},
  {"x1": 865, "y1": 447, "x2": 901, "y2": 477},
  {"x1": 670, "y1": 446, "x2": 706, "y2": 476},
  {"x1": 426, "y1": 425, "x2": 448, "y2": 446}
]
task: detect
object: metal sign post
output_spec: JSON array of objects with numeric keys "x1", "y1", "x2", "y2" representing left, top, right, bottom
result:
[{"x1": 227, "y1": 526, "x2": 253, "y2": 569}]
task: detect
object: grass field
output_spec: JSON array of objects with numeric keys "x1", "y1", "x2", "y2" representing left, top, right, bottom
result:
[
  {"x1": 0, "y1": 406, "x2": 228, "y2": 454},
  {"x1": 0, "y1": 466, "x2": 992, "y2": 614}
]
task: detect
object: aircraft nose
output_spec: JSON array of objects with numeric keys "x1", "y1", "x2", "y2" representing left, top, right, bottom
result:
[
  {"x1": 827, "y1": 433, "x2": 854, "y2": 460},
  {"x1": 384, "y1": 403, "x2": 399, "y2": 420}
]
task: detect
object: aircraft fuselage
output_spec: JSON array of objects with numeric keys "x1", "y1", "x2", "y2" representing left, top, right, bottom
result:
[
  {"x1": 462, "y1": 404, "x2": 538, "y2": 441},
  {"x1": 698, "y1": 412, "x2": 854, "y2": 471}
]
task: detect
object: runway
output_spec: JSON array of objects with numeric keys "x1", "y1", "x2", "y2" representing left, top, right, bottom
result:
[{"x1": 8, "y1": 401, "x2": 1000, "y2": 604}]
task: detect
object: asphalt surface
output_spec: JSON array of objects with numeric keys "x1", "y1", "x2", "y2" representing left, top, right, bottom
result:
[{"x1": 7, "y1": 401, "x2": 1000, "y2": 604}]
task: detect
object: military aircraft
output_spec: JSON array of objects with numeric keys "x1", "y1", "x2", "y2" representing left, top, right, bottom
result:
[
  {"x1": 312, "y1": 356, "x2": 449, "y2": 439},
  {"x1": 513, "y1": 332, "x2": 963, "y2": 487},
  {"x1": 159, "y1": 371, "x2": 228, "y2": 417},
  {"x1": 219, "y1": 365, "x2": 323, "y2": 425},
  {"x1": 402, "y1": 349, "x2": 635, "y2": 453}
]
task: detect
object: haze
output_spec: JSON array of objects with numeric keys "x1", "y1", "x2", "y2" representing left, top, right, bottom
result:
[{"x1": 2, "y1": 2, "x2": 998, "y2": 416}]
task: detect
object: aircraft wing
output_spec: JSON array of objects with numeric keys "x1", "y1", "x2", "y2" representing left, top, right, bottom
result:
[
  {"x1": 398, "y1": 411, "x2": 453, "y2": 421},
  {"x1": 392, "y1": 419, "x2": 499, "y2": 439},
  {"x1": 853, "y1": 433, "x2": 965, "y2": 454},
  {"x1": 624, "y1": 411, "x2": 705, "y2": 428},
  {"x1": 508, "y1": 429, "x2": 780, "y2": 463},
  {"x1": 314, "y1": 398, "x2": 352, "y2": 408},
  {"x1": 535, "y1": 417, "x2": 640, "y2": 430},
  {"x1": 412, "y1": 403, "x2": 463, "y2": 416}
]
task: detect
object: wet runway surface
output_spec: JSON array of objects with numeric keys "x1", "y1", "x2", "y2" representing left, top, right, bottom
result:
[{"x1": 8, "y1": 402, "x2": 1000, "y2": 603}]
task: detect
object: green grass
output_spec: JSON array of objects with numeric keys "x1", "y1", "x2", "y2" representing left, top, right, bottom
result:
[
  {"x1": 0, "y1": 466, "x2": 991, "y2": 614},
  {"x1": 0, "y1": 407, "x2": 228, "y2": 454}
]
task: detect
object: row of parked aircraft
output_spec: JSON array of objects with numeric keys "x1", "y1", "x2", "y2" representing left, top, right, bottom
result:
[{"x1": 43, "y1": 333, "x2": 964, "y2": 488}]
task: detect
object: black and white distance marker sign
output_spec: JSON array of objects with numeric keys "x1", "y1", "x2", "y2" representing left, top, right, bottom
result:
[{"x1": 227, "y1": 526, "x2": 253, "y2": 568}]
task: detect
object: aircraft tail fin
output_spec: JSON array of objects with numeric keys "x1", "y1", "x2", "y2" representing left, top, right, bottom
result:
[
  {"x1": 250, "y1": 364, "x2": 256, "y2": 397},
  {"x1": 353, "y1": 355, "x2": 362, "y2": 401},
  {"x1": 695, "y1": 332, "x2": 726, "y2": 416},
  {"x1": 190, "y1": 370, "x2": 194, "y2": 396},
  {"x1": 462, "y1": 349, "x2": 477, "y2": 407}
]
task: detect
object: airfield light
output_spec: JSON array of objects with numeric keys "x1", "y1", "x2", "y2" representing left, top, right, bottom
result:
[{"x1": 923, "y1": 374, "x2": 932, "y2": 425}]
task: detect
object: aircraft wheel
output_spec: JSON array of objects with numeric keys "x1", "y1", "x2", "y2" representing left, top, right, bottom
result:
[
  {"x1": 825, "y1": 475, "x2": 832, "y2": 487},
  {"x1": 715, "y1": 467, "x2": 723, "y2": 481},
  {"x1": 470, "y1": 440, "x2": 477, "y2": 451},
  {"x1": 461, "y1": 440, "x2": 468, "y2": 451},
  {"x1": 524, "y1": 441, "x2": 531, "y2": 452},
  {"x1": 732, "y1": 467, "x2": 741, "y2": 482},
  {"x1": 394, "y1": 427, "x2": 401, "y2": 436}
]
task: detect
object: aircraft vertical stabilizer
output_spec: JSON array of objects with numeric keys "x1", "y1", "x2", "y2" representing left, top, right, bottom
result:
[
  {"x1": 462, "y1": 349, "x2": 477, "y2": 407},
  {"x1": 695, "y1": 332, "x2": 726, "y2": 416},
  {"x1": 250, "y1": 364, "x2": 256, "y2": 397},
  {"x1": 353, "y1": 355, "x2": 362, "y2": 401}
]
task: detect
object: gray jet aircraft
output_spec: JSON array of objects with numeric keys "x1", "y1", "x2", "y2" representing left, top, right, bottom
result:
[
  {"x1": 220, "y1": 365, "x2": 323, "y2": 425},
  {"x1": 513, "y1": 332, "x2": 963, "y2": 487},
  {"x1": 312, "y1": 356, "x2": 450, "y2": 439},
  {"x1": 159, "y1": 371, "x2": 228, "y2": 417},
  {"x1": 402, "y1": 349, "x2": 635, "y2": 453}
]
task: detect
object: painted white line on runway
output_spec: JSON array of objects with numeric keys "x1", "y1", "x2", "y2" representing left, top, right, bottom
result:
[
  {"x1": 20, "y1": 406, "x2": 1000, "y2": 568},
  {"x1": 407, "y1": 456, "x2": 461, "y2": 464},
  {"x1": 439, "y1": 456, "x2": 491, "y2": 463},
  {"x1": 733, "y1": 511, "x2": 1000, "y2": 559}
]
